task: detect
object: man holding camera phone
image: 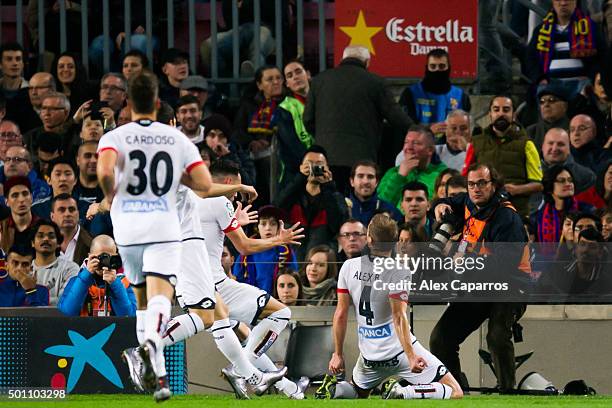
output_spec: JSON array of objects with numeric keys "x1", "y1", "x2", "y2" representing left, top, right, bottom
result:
[
  {"x1": 428, "y1": 163, "x2": 530, "y2": 393},
  {"x1": 273, "y1": 145, "x2": 349, "y2": 261},
  {"x1": 58, "y1": 234, "x2": 137, "y2": 317}
]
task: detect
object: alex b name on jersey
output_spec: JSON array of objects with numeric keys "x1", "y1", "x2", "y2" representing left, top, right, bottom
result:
[
  {"x1": 122, "y1": 197, "x2": 169, "y2": 213},
  {"x1": 358, "y1": 322, "x2": 392, "y2": 339},
  {"x1": 353, "y1": 270, "x2": 381, "y2": 283}
]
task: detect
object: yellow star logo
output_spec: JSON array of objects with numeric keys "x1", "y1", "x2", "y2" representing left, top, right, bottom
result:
[{"x1": 339, "y1": 10, "x2": 383, "y2": 56}]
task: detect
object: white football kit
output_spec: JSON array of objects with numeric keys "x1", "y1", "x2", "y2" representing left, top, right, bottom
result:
[
  {"x1": 97, "y1": 120, "x2": 203, "y2": 285},
  {"x1": 198, "y1": 196, "x2": 269, "y2": 325},
  {"x1": 337, "y1": 255, "x2": 447, "y2": 390}
]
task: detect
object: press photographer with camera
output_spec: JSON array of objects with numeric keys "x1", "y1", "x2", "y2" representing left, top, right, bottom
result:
[
  {"x1": 274, "y1": 145, "x2": 349, "y2": 261},
  {"x1": 427, "y1": 163, "x2": 530, "y2": 393},
  {"x1": 58, "y1": 234, "x2": 136, "y2": 317}
]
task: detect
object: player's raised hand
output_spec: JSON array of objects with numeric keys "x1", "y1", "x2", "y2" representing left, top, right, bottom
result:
[
  {"x1": 277, "y1": 220, "x2": 305, "y2": 245},
  {"x1": 235, "y1": 202, "x2": 258, "y2": 226},
  {"x1": 329, "y1": 353, "x2": 345, "y2": 375},
  {"x1": 238, "y1": 184, "x2": 258, "y2": 203},
  {"x1": 408, "y1": 355, "x2": 428, "y2": 373}
]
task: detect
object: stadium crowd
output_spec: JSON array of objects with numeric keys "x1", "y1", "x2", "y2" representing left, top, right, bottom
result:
[{"x1": 0, "y1": 0, "x2": 611, "y2": 395}]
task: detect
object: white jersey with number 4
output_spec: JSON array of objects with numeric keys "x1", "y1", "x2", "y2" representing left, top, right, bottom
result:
[
  {"x1": 197, "y1": 196, "x2": 240, "y2": 283},
  {"x1": 97, "y1": 120, "x2": 203, "y2": 246},
  {"x1": 337, "y1": 255, "x2": 415, "y2": 362}
]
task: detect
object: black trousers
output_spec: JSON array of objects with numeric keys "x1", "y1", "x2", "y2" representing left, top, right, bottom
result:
[{"x1": 429, "y1": 302, "x2": 527, "y2": 391}]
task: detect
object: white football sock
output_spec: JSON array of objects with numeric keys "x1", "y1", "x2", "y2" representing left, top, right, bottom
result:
[
  {"x1": 136, "y1": 310, "x2": 146, "y2": 344},
  {"x1": 400, "y1": 383, "x2": 452, "y2": 399},
  {"x1": 245, "y1": 307, "x2": 290, "y2": 357},
  {"x1": 144, "y1": 295, "x2": 171, "y2": 377},
  {"x1": 162, "y1": 313, "x2": 205, "y2": 346},
  {"x1": 210, "y1": 318, "x2": 261, "y2": 383}
]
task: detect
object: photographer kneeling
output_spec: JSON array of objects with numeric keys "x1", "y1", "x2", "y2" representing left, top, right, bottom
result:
[
  {"x1": 428, "y1": 163, "x2": 530, "y2": 393},
  {"x1": 58, "y1": 235, "x2": 137, "y2": 317}
]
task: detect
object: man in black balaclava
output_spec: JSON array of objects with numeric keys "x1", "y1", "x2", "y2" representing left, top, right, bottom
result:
[{"x1": 399, "y1": 48, "x2": 471, "y2": 143}]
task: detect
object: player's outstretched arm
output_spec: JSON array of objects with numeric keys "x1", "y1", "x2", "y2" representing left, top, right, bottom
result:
[
  {"x1": 190, "y1": 182, "x2": 258, "y2": 203},
  {"x1": 329, "y1": 292, "x2": 350, "y2": 375},
  {"x1": 226, "y1": 221, "x2": 305, "y2": 255},
  {"x1": 390, "y1": 298, "x2": 427, "y2": 373}
]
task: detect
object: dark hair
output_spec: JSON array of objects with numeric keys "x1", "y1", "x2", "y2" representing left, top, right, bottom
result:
[
  {"x1": 199, "y1": 144, "x2": 216, "y2": 162},
  {"x1": 350, "y1": 160, "x2": 379, "y2": 180},
  {"x1": 577, "y1": 227, "x2": 604, "y2": 243},
  {"x1": 175, "y1": 94, "x2": 201, "y2": 111},
  {"x1": 340, "y1": 218, "x2": 366, "y2": 233},
  {"x1": 0, "y1": 92, "x2": 5, "y2": 110},
  {"x1": 254, "y1": 64, "x2": 282, "y2": 84},
  {"x1": 488, "y1": 94, "x2": 515, "y2": 111},
  {"x1": 433, "y1": 168, "x2": 460, "y2": 199},
  {"x1": 301, "y1": 244, "x2": 338, "y2": 286},
  {"x1": 426, "y1": 48, "x2": 450, "y2": 64},
  {"x1": 50, "y1": 51, "x2": 88, "y2": 88},
  {"x1": 283, "y1": 58, "x2": 307, "y2": 72},
  {"x1": 543, "y1": 164, "x2": 574, "y2": 196},
  {"x1": 4, "y1": 176, "x2": 31, "y2": 196},
  {"x1": 210, "y1": 159, "x2": 240, "y2": 177},
  {"x1": 51, "y1": 192, "x2": 77, "y2": 212},
  {"x1": 398, "y1": 222, "x2": 423, "y2": 242},
  {"x1": 77, "y1": 140, "x2": 98, "y2": 156},
  {"x1": 31, "y1": 219, "x2": 64, "y2": 253},
  {"x1": 466, "y1": 163, "x2": 504, "y2": 190},
  {"x1": 595, "y1": 160, "x2": 612, "y2": 199},
  {"x1": 128, "y1": 71, "x2": 158, "y2": 114},
  {"x1": 123, "y1": 49, "x2": 149, "y2": 69},
  {"x1": 38, "y1": 132, "x2": 63, "y2": 154},
  {"x1": 304, "y1": 144, "x2": 328, "y2": 160},
  {"x1": 408, "y1": 124, "x2": 435, "y2": 147},
  {"x1": 0, "y1": 41, "x2": 24, "y2": 57},
  {"x1": 157, "y1": 101, "x2": 175, "y2": 125},
  {"x1": 445, "y1": 175, "x2": 467, "y2": 196},
  {"x1": 49, "y1": 157, "x2": 76, "y2": 176},
  {"x1": 272, "y1": 269, "x2": 304, "y2": 306},
  {"x1": 401, "y1": 181, "x2": 429, "y2": 199},
  {"x1": 7, "y1": 245, "x2": 34, "y2": 259},
  {"x1": 572, "y1": 212, "x2": 602, "y2": 232}
]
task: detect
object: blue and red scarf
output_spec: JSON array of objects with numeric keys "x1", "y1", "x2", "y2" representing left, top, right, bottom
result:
[
  {"x1": 536, "y1": 8, "x2": 597, "y2": 74},
  {"x1": 536, "y1": 197, "x2": 579, "y2": 243}
]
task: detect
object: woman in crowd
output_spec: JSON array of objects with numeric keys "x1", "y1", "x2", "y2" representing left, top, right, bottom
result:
[
  {"x1": 432, "y1": 168, "x2": 460, "y2": 201},
  {"x1": 50, "y1": 51, "x2": 95, "y2": 115},
  {"x1": 577, "y1": 160, "x2": 612, "y2": 209},
  {"x1": 300, "y1": 245, "x2": 338, "y2": 306},
  {"x1": 273, "y1": 270, "x2": 303, "y2": 306},
  {"x1": 601, "y1": 208, "x2": 612, "y2": 242},
  {"x1": 121, "y1": 50, "x2": 149, "y2": 81}
]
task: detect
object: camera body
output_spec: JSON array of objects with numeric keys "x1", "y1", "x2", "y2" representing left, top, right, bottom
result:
[
  {"x1": 311, "y1": 164, "x2": 325, "y2": 177},
  {"x1": 89, "y1": 100, "x2": 109, "y2": 121},
  {"x1": 96, "y1": 253, "x2": 122, "y2": 270}
]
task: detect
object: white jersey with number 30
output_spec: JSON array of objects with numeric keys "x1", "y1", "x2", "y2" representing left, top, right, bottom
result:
[
  {"x1": 337, "y1": 255, "x2": 415, "y2": 362},
  {"x1": 98, "y1": 120, "x2": 203, "y2": 246}
]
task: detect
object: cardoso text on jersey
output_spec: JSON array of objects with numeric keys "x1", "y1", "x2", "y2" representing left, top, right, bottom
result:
[{"x1": 126, "y1": 134, "x2": 176, "y2": 145}]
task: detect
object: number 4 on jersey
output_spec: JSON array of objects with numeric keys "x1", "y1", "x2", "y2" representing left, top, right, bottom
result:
[{"x1": 358, "y1": 285, "x2": 374, "y2": 325}]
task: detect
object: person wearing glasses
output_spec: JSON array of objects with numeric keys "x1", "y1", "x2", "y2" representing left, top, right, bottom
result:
[
  {"x1": 7, "y1": 72, "x2": 55, "y2": 134},
  {"x1": 0, "y1": 120, "x2": 23, "y2": 165},
  {"x1": 526, "y1": 85, "x2": 570, "y2": 152},
  {"x1": 431, "y1": 163, "x2": 530, "y2": 393},
  {"x1": 0, "y1": 146, "x2": 50, "y2": 203},
  {"x1": 569, "y1": 113, "x2": 611, "y2": 173},
  {"x1": 463, "y1": 95, "x2": 543, "y2": 217},
  {"x1": 337, "y1": 219, "x2": 367, "y2": 264}
]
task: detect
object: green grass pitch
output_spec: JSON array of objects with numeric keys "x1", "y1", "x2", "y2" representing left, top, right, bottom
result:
[{"x1": 2, "y1": 394, "x2": 612, "y2": 408}]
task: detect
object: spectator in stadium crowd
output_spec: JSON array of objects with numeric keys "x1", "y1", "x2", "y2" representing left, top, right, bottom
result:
[
  {"x1": 531, "y1": 165, "x2": 594, "y2": 243},
  {"x1": 432, "y1": 168, "x2": 461, "y2": 201},
  {"x1": 430, "y1": 163, "x2": 529, "y2": 392},
  {"x1": 527, "y1": 85, "x2": 570, "y2": 152},
  {"x1": 397, "y1": 222, "x2": 421, "y2": 255},
  {"x1": 347, "y1": 160, "x2": 402, "y2": 226},
  {"x1": 117, "y1": 106, "x2": 133, "y2": 127},
  {"x1": 445, "y1": 174, "x2": 468, "y2": 198},
  {"x1": 233, "y1": 205, "x2": 299, "y2": 294},
  {"x1": 0, "y1": 42, "x2": 28, "y2": 101},
  {"x1": 234, "y1": 65, "x2": 285, "y2": 204},
  {"x1": 569, "y1": 114, "x2": 611, "y2": 173},
  {"x1": 202, "y1": 113, "x2": 256, "y2": 187},
  {"x1": 159, "y1": 48, "x2": 190, "y2": 108},
  {"x1": 304, "y1": 45, "x2": 412, "y2": 194},
  {"x1": 336, "y1": 219, "x2": 368, "y2": 264},
  {"x1": 0, "y1": 120, "x2": 24, "y2": 165},
  {"x1": 31, "y1": 219, "x2": 79, "y2": 306},
  {"x1": 32, "y1": 158, "x2": 91, "y2": 225},
  {"x1": 23, "y1": 93, "x2": 74, "y2": 164},
  {"x1": 121, "y1": 50, "x2": 149, "y2": 81},
  {"x1": 557, "y1": 212, "x2": 578, "y2": 255},
  {"x1": 601, "y1": 208, "x2": 612, "y2": 242},
  {"x1": 50, "y1": 193, "x2": 92, "y2": 266},
  {"x1": 526, "y1": 0, "x2": 605, "y2": 99},
  {"x1": 50, "y1": 52, "x2": 96, "y2": 116},
  {"x1": 273, "y1": 269, "x2": 303, "y2": 306},
  {"x1": 98, "y1": 73, "x2": 127, "y2": 126},
  {"x1": 277, "y1": 59, "x2": 314, "y2": 189},
  {"x1": 0, "y1": 245, "x2": 49, "y2": 307},
  {"x1": 0, "y1": 177, "x2": 39, "y2": 252},
  {"x1": 179, "y1": 75, "x2": 210, "y2": 117},
  {"x1": 400, "y1": 182, "x2": 433, "y2": 240},
  {"x1": 176, "y1": 95, "x2": 205, "y2": 146},
  {"x1": 463, "y1": 95, "x2": 543, "y2": 217},
  {"x1": 399, "y1": 48, "x2": 471, "y2": 140},
  {"x1": 538, "y1": 228, "x2": 612, "y2": 300},
  {"x1": 221, "y1": 240, "x2": 236, "y2": 279},
  {"x1": 58, "y1": 234, "x2": 136, "y2": 317},
  {"x1": 0, "y1": 146, "x2": 50, "y2": 203},
  {"x1": 36, "y1": 132, "x2": 62, "y2": 180},
  {"x1": 593, "y1": 71, "x2": 612, "y2": 135},
  {"x1": 8, "y1": 72, "x2": 55, "y2": 133},
  {"x1": 300, "y1": 245, "x2": 338, "y2": 306},
  {"x1": 378, "y1": 125, "x2": 447, "y2": 207},
  {"x1": 74, "y1": 141, "x2": 103, "y2": 204},
  {"x1": 274, "y1": 146, "x2": 349, "y2": 261},
  {"x1": 78, "y1": 115, "x2": 104, "y2": 144}
]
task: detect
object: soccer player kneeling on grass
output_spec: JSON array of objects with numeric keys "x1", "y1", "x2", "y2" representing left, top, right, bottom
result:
[{"x1": 316, "y1": 214, "x2": 463, "y2": 400}]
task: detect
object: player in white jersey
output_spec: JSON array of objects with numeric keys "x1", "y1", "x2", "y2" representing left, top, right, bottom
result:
[
  {"x1": 194, "y1": 160, "x2": 311, "y2": 398},
  {"x1": 316, "y1": 214, "x2": 463, "y2": 400}
]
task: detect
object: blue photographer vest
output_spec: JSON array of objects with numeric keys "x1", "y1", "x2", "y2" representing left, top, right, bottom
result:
[{"x1": 410, "y1": 82, "x2": 465, "y2": 124}]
